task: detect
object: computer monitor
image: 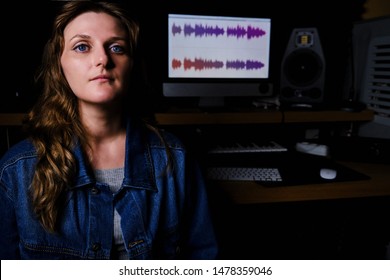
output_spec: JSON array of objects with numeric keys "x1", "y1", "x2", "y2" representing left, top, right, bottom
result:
[{"x1": 162, "y1": 13, "x2": 272, "y2": 108}]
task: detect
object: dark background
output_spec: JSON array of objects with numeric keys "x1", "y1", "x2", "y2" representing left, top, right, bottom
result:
[
  {"x1": 3, "y1": 0, "x2": 390, "y2": 260},
  {"x1": 4, "y1": 0, "x2": 368, "y2": 113}
]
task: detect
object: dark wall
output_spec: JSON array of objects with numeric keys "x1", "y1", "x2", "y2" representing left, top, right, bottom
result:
[
  {"x1": 3, "y1": 0, "x2": 367, "y2": 113},
  {"x1": 4, "y1": 2, "x2": 59, "y2": 113}
]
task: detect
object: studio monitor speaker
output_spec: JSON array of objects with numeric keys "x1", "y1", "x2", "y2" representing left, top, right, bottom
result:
[{"x1": 280, "y1": 28, "x2": 325, "y2": 107}]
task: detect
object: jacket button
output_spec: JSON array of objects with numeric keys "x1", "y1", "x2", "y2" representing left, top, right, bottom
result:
[
  {"x1": 91, "y1": 187, "x2": 100, "y2": 195},
  {"x1": 128, "y1": 239, "x2": 144, "y2": 248},
  {"x1": 92, "y1": 242, "x2": 101, "y2": 251}
]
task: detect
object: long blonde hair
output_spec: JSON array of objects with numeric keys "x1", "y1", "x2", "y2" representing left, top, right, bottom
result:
[{"x1": 25, "y1": 1, "x2": 139, "y2": 232}]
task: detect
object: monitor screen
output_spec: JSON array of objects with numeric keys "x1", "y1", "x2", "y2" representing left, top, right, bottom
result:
[{"x1": 162, "y1": 13, "x2": 272, "y2": 108}]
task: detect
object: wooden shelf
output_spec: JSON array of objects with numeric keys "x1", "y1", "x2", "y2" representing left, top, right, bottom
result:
[
  {"x1": 154, "y1": 109, "x2": 374, "y2": 125},
  {"x1": 0, "y1": 113, "x2": 26, "y2": 126},
  {"x1": 0, "y1": 110, "x2": 374, "y2": 126},
  {"x1": 155, "y1": 110, "x2": 282, "y2": 125},
  {"x1": 282, "y1": 109, "x2": 374, "y2": 123}
]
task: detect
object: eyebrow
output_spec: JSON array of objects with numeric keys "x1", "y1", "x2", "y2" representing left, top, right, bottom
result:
[
  {"x1": 69, "y1": 34, "x2": 127, "y2": 42},
  {"x1": 69, "y1": 34, "x2": 91, "y2": 41}
]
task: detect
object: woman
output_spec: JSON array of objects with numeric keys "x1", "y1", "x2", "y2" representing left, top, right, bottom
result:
[{"x1": 0, "y1": 1, "x2": 218, "y2": 259}]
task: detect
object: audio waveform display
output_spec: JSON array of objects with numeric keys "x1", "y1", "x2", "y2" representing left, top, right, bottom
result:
[
  {"x1": 183, "y1": 58, "x2": 224, "y2": 71},
  {"x1": 171, "y1": 23, "x2": 266, "y2": 39},
  {"x1": 171, "y1": 58, "x2": 182, "y2": 70},
  {"x1": 168, "y1": 14, "x2": 271, "y2": 79},
  {"x1": 171, "y1": 23, "x2": 182, "y2": 36},
  {"x1": 183, "y1": 23, "x2": 225, "y2": 37},
  {"x1": 226, "y1": 59, "x2": 265, "y2": 70},
  {"x1": 171, "y1": 58, "x2": 265, "y2": 71},
  {"x1": 226, "y1": 25, "x2": 266, "y2": 39}
]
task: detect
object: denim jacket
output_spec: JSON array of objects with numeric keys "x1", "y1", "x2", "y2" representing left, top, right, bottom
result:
[{"x1": 0, "y1": 118, "x2": 218, "y2": 259}]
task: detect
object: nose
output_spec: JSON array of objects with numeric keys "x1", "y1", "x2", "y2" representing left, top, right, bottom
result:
[{"x1": 94, "y1": 47, "x2": 109, "y2": 67}]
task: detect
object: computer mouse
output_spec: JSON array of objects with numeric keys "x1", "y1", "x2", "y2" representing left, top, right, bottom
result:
[{"x1": 320, "y1": 168, "x2": 337, "y2": 180}]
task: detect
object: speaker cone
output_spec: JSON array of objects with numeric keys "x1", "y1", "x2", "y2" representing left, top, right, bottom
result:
[{"x1": 283, "y1": 49, "x2": 324, "y2": 87}]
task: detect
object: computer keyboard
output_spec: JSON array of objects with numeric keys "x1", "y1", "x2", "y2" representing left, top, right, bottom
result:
[
  {"x1": 207, "y1": 166, "x2": 283, "y2": 182},
  {"x1": 208, "y1": 140, "x2": 287, "y2": 154}
]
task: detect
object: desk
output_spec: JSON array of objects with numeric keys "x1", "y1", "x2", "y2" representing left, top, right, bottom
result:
[
  {"x1": 2, "y1": 110, "x2": 385, "y2": 204},
  {"x1": 211, "y1": 161, "x2": 390, "y2": 204}
]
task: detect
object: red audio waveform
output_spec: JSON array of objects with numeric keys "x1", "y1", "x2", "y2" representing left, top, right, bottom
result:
[
  {"x1": 172, "y1": 58, "x2": 265, "y2": 71},
  {"x1": 183, "y1": 58, "x2": 224, "y2": 71},
  {"x1": 171, "y1": 59, "x2": 182, "y2": 69}
]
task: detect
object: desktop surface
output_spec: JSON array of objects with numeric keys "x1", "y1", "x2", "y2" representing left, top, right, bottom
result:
[
  {"x1": 206, "y1": 150, "x2": 370, "y2": 187},
  {"x1": 208, "y1": 160, "x2": 389, "y2": 205}
]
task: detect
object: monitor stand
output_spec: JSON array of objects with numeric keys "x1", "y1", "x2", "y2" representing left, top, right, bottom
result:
[{"x1": 198, "y1": 96, "x2": 226, "y2": 109}]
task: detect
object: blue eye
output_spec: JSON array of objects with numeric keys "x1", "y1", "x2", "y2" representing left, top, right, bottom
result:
[
  {"x1": 74, "y1": 44, "x2": 89, "y2": 52},
  {"x1": 111, "y1": 45, "x2": 125, "y2": 54}
]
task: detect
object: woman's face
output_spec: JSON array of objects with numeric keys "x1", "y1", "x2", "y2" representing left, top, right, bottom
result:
[{"x1": 60, "y1": 11, "x2": 132, "y2": 110}]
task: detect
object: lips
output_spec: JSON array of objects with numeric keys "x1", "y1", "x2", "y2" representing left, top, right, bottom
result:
[{"x1": 91, "y1": 75, "x2": 113, "y2": 81}]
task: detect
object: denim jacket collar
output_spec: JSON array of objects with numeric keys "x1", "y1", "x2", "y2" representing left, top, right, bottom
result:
[{"x1": 72, "y1": 117, "x2": 157, "y2": 192}]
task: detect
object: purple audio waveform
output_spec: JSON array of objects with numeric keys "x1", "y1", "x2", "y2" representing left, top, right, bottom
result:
[
  {"x1": 246, "y1": 59, "x2": 265, "y2": 70},
  {"x1": 226, "y1": 59, "x2": 265, "y2": 70},
  {"x1": 183, "y1": 24, "x2": 225, "y2": 37},
  {"x1": 226, "y1": 25, "x2": 266, "y2": 39},
  {"x1": 175, "y1": 23, "x2": 266, "y2": 39},
  {"x1": 226, "y1": 60, "x2": 246, "y2": 70},
  {"x1": 171, "y1": 23, "x2": 182, "y2": 36}
]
